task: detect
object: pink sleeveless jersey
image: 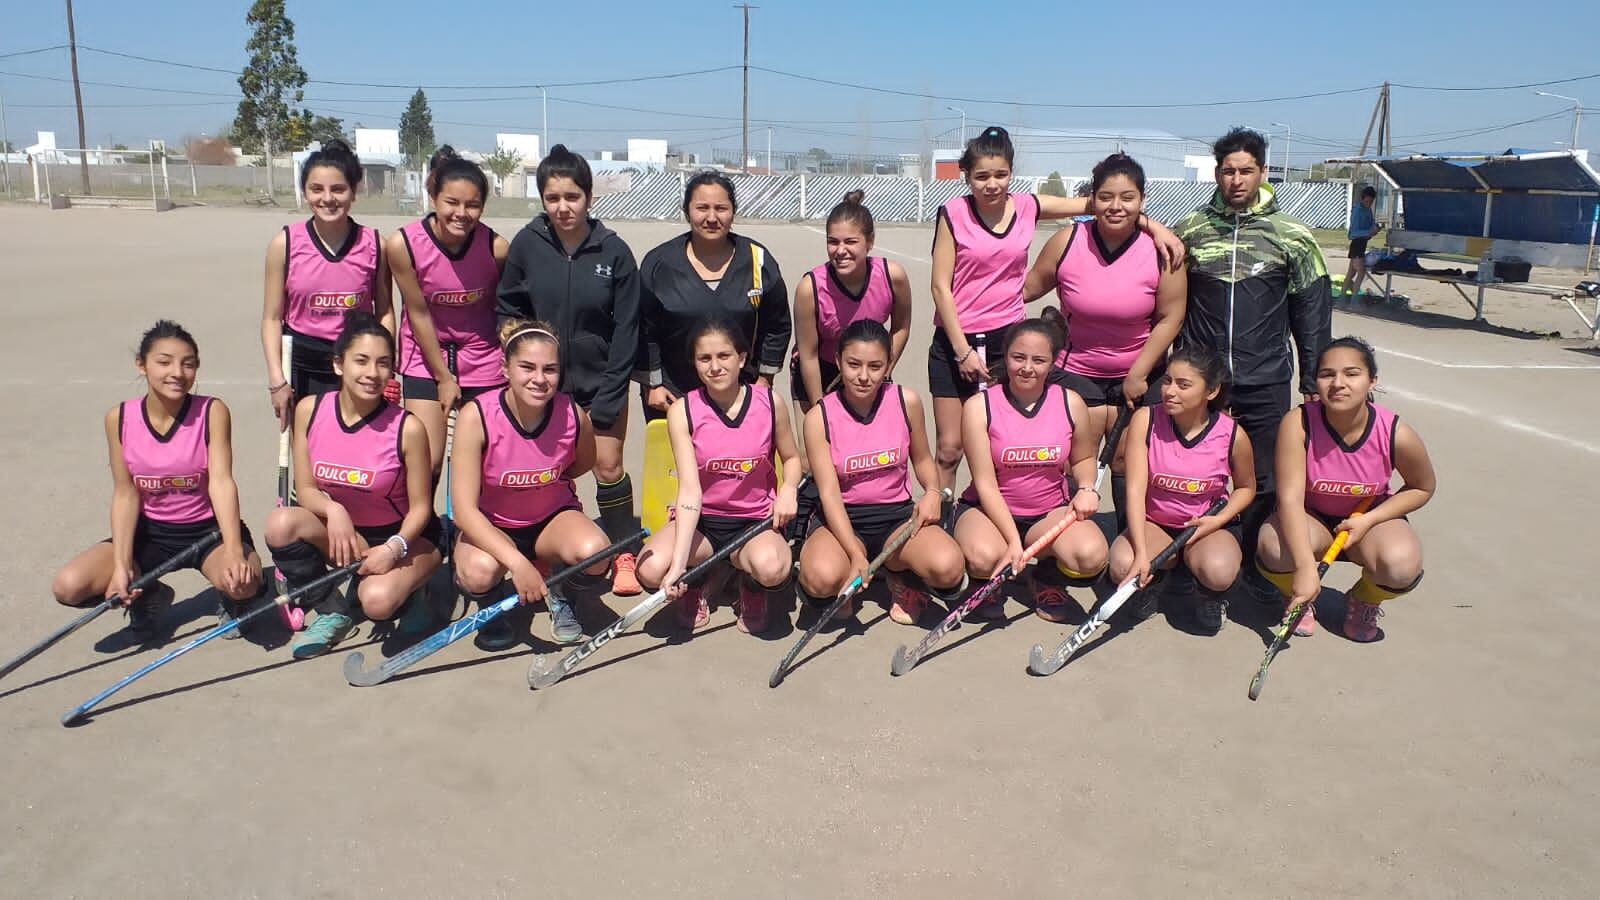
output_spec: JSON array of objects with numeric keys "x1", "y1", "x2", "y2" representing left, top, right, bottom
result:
[
  {"x1": 397, "y1": 216, "x2": 503, "y2": 388},
  {"x1": 120, "y1": 395, "x2": 213, "y2": 524},
  {"x1": 1145, "y1": 407, "x2": 1235, "y2": 530},
  {"x1": 960, "y1": 383, "x2": 1073, "y2": 518},
  {"x1": 282, "y1": 219, "x2": 380, "y2": 342},
  {"x1": 938, "y1": 192, "x2": 1040, "y2": 334},
  {"x1": 1055, "y1": 224, "x2": 1160, "y2": 378},
  {"x1": 686, "y1": 385, "x2": 776, "y2": 520},
  {"x1": 821, "y1": 384, "x2": 912, "y2": 506},
  {"x1": 306, "y1": 394, "x2": 410, "y2": 528},
  {"x1": 1304, "y1": 400, "x2": 1397, "y2": 518},
  {"x1": 810, "y1": 258, "x2": 895, "y2": 363},
  {"x1": 474, "y1": 389, "x2": 580, "y2": 529}
]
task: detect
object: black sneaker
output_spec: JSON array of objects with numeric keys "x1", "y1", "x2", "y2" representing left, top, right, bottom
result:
[
  {"x1": 1243, "y1": 566, "x2": 1281, "y2": 605},
  {"x1": 125, "y1": 582, "x2": 174, "y2": 641},
  {"x1": 474, "y1": 612, "x2": 520, "y2": 651},
  {"x1": 1196, "y1": 591, "x2": 1226, "y2": 634},
  {"x1": 1126, "y1": 585, "x2": 1160, "y2": 621}
]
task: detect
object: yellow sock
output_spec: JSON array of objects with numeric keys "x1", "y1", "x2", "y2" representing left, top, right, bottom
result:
[
  {"x1": 1350, "y1": 572, "x2": 1422, "y2": 606},
  {"x1": 1255, "y1": 561, "x2": 1295, "y2": 598},
  {"x1": 1054, "y1": 559, "x2": 1103, "y2": 587}
]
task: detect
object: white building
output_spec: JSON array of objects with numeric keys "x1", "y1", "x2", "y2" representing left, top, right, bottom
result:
[
  {"x1": 355, "y1": 128, "x2": 400, "y2": 157},
  {"x1": 626, "y1": 139, "x2": 668, "y2": 165}
]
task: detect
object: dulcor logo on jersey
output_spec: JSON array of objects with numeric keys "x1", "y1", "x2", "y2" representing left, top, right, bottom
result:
[
  {"x1": 500, "y1": 467, "x2": 562, "y2": 488},
  {"x1": 134, "y1": 474, "x2": 200, "y2": 493},
  {"x1": 308, "y1": 291, "x2": 366, "y2": 313},
  {"x1": 843, "y1": 447, "x2": 901, "y2": 474},
  {"x1": 313, "y1": 461, "x2": 375, "y2": 489},
  {"x1": 1311, "y1": 479, "x2": 1379, "y2": 497},
  {"x1": 1152, "y1": 473, "x2": 1213, "y2": 494},
  {"x1": 706, "y1": 456, "x2": 763, "y2": 477},
  {"x1": 430, "y1": 289, "x2": 480, "y2": 307},
  {"x1": 1000, "y1": 445, "x2": 1061, "y2": 467}
]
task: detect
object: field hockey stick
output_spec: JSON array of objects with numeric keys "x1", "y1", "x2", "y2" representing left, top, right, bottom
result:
[
  {"x1": 888, "y1": 402, "x2": 1132, "y2": 677},
  {"x1": 528, "y1": 503, "x2": 795, "y2": 691},
  {"x1": 61, "y1": 561, "x2": 360, "y2": 725},
  {"x1": 275, "y1": 334, "x2": 305, "y2": 631},
  {"x1": 768, "y1": 491, "x2": 946, "y2": 689},
  {"x1": 1248, "y1": 497, "x2": 1373, "y2": 702},
  {"x1": 439, "y1": 344, "x2": 460, "y2": 563},
  {"x1": 1028, "y1": 498, "x2": 1227, "y2": 676},
  {"x1": 342, "y1": 528, "x2": 647, "y2": 687},
  {"x1": 0, "y1": 529, "x2": 221, "y2": 684}
]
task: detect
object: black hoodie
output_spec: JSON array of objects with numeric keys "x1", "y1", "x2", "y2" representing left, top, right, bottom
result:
[{"x1": 496, "y1": 215, "x2": 640, "y2": 430}]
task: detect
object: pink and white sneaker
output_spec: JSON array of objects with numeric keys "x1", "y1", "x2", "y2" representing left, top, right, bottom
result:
[
  {"x1": 676, "y1": 587, "x2": 708, "y2": 630},
  {"x1": 1342, "y1": 593, "x2": 1385, "y2": 643},
  {"x1": 736, "y1": 581, "x2": 768, "y2": 634},
  {"x1": 887, "y1": 573, "x2": 928, "y2": 625},
  {"x1": 1287, "y1": 600, "x2": 1317, "y2": 637}
]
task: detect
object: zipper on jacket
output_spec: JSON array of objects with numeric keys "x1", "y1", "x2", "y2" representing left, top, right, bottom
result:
[{"x1": 1227, "y1": 211, "x2": 1239, "y2": 376}]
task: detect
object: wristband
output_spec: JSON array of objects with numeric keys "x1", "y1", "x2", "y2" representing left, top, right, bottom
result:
[
  {"x1": 268, "y1": 381, "x2": 289, "y2": 393},
  {"x1": 385, "y1": 534, "x2": 409, "y2": 560},
  {"x1": 1076, "y1": 487, "x2": 1100, "y2": 497},
  {"x1": 957, "y1": 347, "x2": 975, "y2": 364}
]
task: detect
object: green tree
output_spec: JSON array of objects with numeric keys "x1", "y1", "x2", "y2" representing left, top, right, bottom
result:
[
  {"x1": 232, "y1": 0, "x2": 306, "y2": 197},
  {"x1": 399, "y1": 90, "x2": 436, "y2": 169},
  {"x1": 284, "y1": 111, "x2": 348, "y2": 151},
  {"x1": 481, "y1": 145, "x2": 524, "y2": 197},
  {"x1": 1039, "y1": 171, "x2": 1068, "y2": 197}
]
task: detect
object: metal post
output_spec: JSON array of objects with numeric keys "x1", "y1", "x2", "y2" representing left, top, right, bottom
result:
[
  {"x1": 0, "y1": 75, "x2": 10, "y2": 196},
  {"x1": 1272, "y1": 121, "x2": 1292, "y2": 182},
  {"x1": 947, "y1": 106, "x2": 966, "y2": 144},
  {"x1": 540, "y1": 86, "x2": 548, "y2": 155},
  {"x1": 735, "y1": 3, "x2": 758, "y2": 172},
  {"x1": 149, "y1": 141, "x2": 156, "y2": 208},
  {"x1": 766, "y1": 125, "x2": 771, "y2": 174}
]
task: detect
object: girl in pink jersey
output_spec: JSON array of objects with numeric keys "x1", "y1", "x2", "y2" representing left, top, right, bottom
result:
[
  {"x1": 1257, "y1": 338, "x2": 1434, "y2": 641},
  {"x1": 1110, "y1": 345, "x2": 1257, "y2": 633},
  {"x1": 635, "y1": 319, "x2": 803, "y2": 634},
  {"x1": 387, "y1": 147, "x2": 510, "y2": 472},
  {"x1": 52, "y1": 322, "x2": 262, "y2": 644},
  {"x1": 261, "y1": 140, "x2": 395, "y2": 430},
  {"x1": 451, "y1": 319, "x2": 614, "y2": 648},
  {"x1": 1022, "y1": 154, "x2": 1188, "y2": 532},
  {"x1": 264, "y1": 314, "x2": 442, "y2": 659},
  {"x1": 928, "y1": 128, "x2": 1185, "y2": 510},
  {"x1": 955, "y1": 315, "x2": 1108, "y2": 623},
  {"x1": 799, "y1": 321, "x2": 966, "y2": 625}
]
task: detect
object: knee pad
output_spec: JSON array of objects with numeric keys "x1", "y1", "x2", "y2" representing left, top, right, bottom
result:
[
  {"x1": 1351, "y1": 570, "x2": 1423, "y2": 606},
  {"x1": 1255, "y1": 561, "x2": 1295, "y2": 598},
  {"x1": 1054, "y1": 558, "x2": 1104, "y2": 588},
  {"x1": 461, "y1": 582, "x2": 508, "y2": 609},
  {"x1": 748, "y1": 569, "x2": 794, "y2": 595},
  {"x1": 799, "y1": 586, "x2": 835, "y2": 609},
  {"x1": 928, "y1": 571, "x2": 968, "y2": 604},
  {"x1": 561, "y1": 570, "x2": 610, "y2": 603}
]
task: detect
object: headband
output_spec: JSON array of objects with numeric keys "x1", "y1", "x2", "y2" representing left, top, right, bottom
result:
[{"x1": 505, "y1": 327, "x2": 558, "y2": 347}]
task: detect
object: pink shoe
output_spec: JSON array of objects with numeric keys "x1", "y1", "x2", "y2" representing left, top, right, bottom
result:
[
  {"x1": 675, "y1": 587, "x2": 708, "y2": 630},
  {"x1": 1342, "y1": 593, "x2": 1384, "y2": 642},
  {"x1": 274, "y1": 573, "x2": 305, "y2": 631},
  {"x1": 736, "y1": 581, "x2": 768, "y2": 634},
  {"x1": 1287, "y1": 600, "x2": 1317, "y2": 637},
  {"x1": 887, "y1": 573, "x2": 928, "y2": 625}
]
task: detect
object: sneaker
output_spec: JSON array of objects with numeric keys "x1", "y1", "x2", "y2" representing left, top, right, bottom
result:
[
  {"x1": 125, "y1": 582, "x2": 174, "y2": 641},
  {"x1": 397, "y1": 588, "x2": 436, "y2": 636},
  {"x1": 887, "y1": 573, "x2": 928, "y2": 625},
  {"x1": 676, "y1": 587, "x2": 708, "y2": 630},
  {"x1": 611, "y1": 553, "x2": 641, "y2": 597},
  {"x1": 1032, "y1": 575, "x2": 1074, "y2": 624},
  {"x1": 1196, "y1": 593, "x2": 1226, "y2": 634},
  {"x1": 736, "y1": 582, "x2": 769, "y2": 635},
  {"x1": 546, "y1": 592, "x2": 585, "y2": 645},
  {"x1": 290, "y1": 611, "x2": 356, "y2": 659},
  {"x1": 474, "y1": 609, "x2": 520, "y2": 651},
  {"x1": 216, "y1": 591, "x2": 261, "y2": 640},
  {"x1": 1342, "y1": 593, "x2": 1385, "y2": 643},
  {"x1": 1245, "y1": 567, "x2": 1281, "y2": 605},
  {"x1": 1287, "y1": 600, "x2": 1317, "y2": 637}
]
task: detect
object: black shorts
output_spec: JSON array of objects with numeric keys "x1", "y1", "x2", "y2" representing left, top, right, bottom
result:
[
  {"x1": 1349, "y1": 237, "x2": 1370, "y2": 259},
  {"x1": 286, "y1": 332, "x2": 340, "y2": 397},
  {"x1": 1056, "y1": 365, "x2": 1165, "y2": 408},
  {"x1": 687, "y1": 513, "x2": 770, "y2": 550},
  {"x1": 401, "y1": 377, "x2": 498, "y2": 403},
  {"x1": 955, "y1": 498, "x2": 1050, "y2": 539},
  {"x1": 354, "y1": 516, "x2": 443, "y2": 553},
  {"x1": 499, "y1": 504, "x2": 583, "y2": 558},
  {"x1": 789, "y1": 353, "x2": 840, "y2": 405},
  {"x1": 1147, "y1": 514, "x2": 1244, "y2": 548},
  {"x1": 809, "y1": 500, "x2": 915, "y2": 560},
  {"x1": 102, "y1": 516, "x2": 252, "y2": 575},
  {"x1": 1308, "y1": 505, "x2": 1404, "y2": 534},
  {"x1": 928, "y1": 328, "x2": 1007, "y2": 400}
]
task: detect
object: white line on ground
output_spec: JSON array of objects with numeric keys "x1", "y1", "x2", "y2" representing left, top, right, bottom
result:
[
  {"x1": 1387, "y1": 384, "x2": 1600, "y2": 458},
  {"x1": 1373, "y1": 346, "x2": 1597, "y2": 370},
  {"x1": 803, "y1": 225, "x2": 931, "y2": 264}
]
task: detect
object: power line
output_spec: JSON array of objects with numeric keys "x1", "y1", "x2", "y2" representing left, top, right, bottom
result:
[
  {"x1": 1392, "y1": 72, "x2": 1600, "y2": 92},
  {"x1": 0, "y1": 45, "x2": 68, "y2": 60},
  {"x1": 0, "y1": 69, "x2": 238, "y2": 97}
]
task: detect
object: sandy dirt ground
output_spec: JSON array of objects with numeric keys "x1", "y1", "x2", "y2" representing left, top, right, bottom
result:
[{"x1": 1, "y1": 205, "x2": 1597, "y2": 898}]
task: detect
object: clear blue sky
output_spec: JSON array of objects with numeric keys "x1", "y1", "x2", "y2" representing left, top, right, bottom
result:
[{"x1": 3, "y1": 0, "x2": 1596, "y2": 168}]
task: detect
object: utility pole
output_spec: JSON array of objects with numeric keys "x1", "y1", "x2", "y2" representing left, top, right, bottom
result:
[
  {"x1": 0, "y1": 74, "x2": 11, "y2": 196},
  {"x1": 766, "y1": 125, "x2": 772, "y2": 174},
  {"x1": 1272, "y1": 121, "x2": 1292, "y2": 181},
  {"x1": 65, "y1": 0, "x2": 90, "y2": 194},
  {"x1": 735, "y1": 3, "x2": 757, "y2": 171},
  {"x1": 1534, "y1": 91, "x2": 1583, "y2": 150},
  {"x1": 540, "y1": 86, "x2": 548, "y2": 156}
]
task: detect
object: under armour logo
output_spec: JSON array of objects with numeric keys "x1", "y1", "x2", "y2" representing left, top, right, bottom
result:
[{"x1": 594, "y1": 264, "x2": 613, "y2": 279}]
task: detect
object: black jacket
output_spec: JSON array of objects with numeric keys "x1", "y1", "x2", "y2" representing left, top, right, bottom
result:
[
  {"x1": 636, "y1": 232, "x2": 790, "y2": 397},
  {"x1": 496, "y1": 215, "x2": 639, "y2": 430}
]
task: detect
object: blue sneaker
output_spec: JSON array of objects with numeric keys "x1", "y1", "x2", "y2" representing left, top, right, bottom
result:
[
  {"x1": 397, "y1": 588, "x2": 436, "y2": 636},
  {"x1": 291, "y1": 611, "x2": 356, "y2": 659},
  {"x1": 546, "y1": 592, "x2": 584, "y2": 645}
]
